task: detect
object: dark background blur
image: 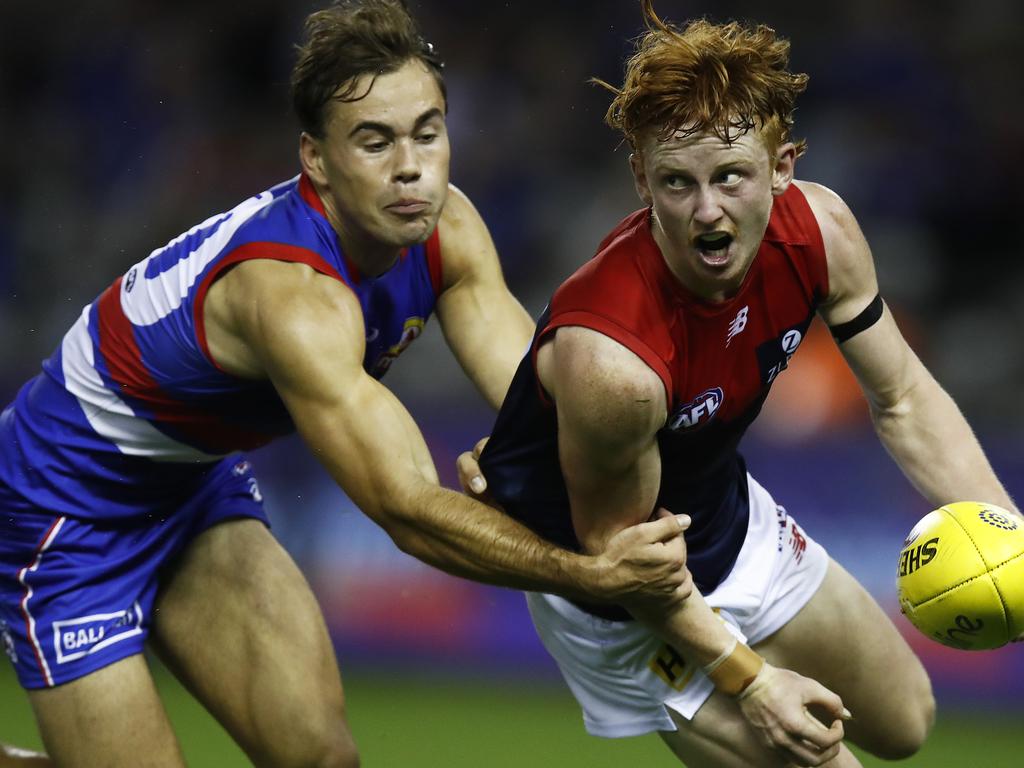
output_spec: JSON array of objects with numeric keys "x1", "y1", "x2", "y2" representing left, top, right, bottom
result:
[{"x1": 2, "y1": 0, "x2": 1022, "y2": 717}]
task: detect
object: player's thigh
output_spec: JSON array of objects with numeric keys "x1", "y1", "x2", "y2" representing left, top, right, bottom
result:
[
  {"x1": 28, "y1": 654, "x2": 184, "y2": 768},
  {"x1": 151, "y1": 518, "x2": 355, "y2": 768},
  {"x1": 754, "y1": 558, "x2": 935, "y2": 759},
  {"x1": 659, "y1": 693, "x2": 863, "y2": 768}
]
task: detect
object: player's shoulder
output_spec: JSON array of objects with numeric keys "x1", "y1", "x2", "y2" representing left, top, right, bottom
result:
[
  {"x1": 791, "y1": 180, "x2": 876, "y2": 305},
  {"x1": 791, "y1": 179, "x2": 861, "y2": 247},
  {"x1": 223, "y1": 258, "x2": 362, "y2": 336},
  {"x1": 438, "y1": 183, "x2": 480, "y2": 229},
  {"x1": 546, "y1": 325, "x2": 666, "y2": 433},
  {"x1": 437, "y1": 182, "x2": 491, "y2": 253},
  {"x1": 434, "y1": 183, "x2": 497, "y2": 283}
]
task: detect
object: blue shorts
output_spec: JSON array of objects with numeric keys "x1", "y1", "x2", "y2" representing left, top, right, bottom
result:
[{"x1": 0, "y1": 455, "x2": 269, "y2": 689}]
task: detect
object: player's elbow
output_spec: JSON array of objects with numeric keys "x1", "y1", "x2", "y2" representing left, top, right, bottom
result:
[{"x1": 372, "y1": 484, "x2": 443, "y2": 560}]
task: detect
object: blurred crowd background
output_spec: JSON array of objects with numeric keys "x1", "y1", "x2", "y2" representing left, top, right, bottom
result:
[{"x1": 2, "y1": 0, "x2": 1022, "y2": 719}]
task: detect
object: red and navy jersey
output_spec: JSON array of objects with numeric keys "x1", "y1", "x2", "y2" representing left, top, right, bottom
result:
[
  {"x1": 480, "y1": 185, "x2": 828, "y2": 600},
  {"x1": 0, "y1": 174, "x2": 442, "y2": 520}
]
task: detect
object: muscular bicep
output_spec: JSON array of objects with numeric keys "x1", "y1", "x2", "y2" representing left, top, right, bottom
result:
[
  {"x1": 545, "y1": 326, "x2": 667, "y2": 554},
  {"x1": 228, "y1": 261, "x2": 439, "y2": 522}
]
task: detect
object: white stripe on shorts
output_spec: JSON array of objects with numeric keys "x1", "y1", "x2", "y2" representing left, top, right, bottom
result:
[{"x1": 17, "y1": 516, "x2": 67, "y2": 687}]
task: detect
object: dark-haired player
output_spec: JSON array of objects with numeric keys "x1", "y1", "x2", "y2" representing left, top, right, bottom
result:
[{"x1": 0, "y1": 2, "x2": 689, "y2": 765}]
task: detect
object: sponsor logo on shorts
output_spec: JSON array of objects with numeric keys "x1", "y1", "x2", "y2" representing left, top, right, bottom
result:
[
  {"x1": 776, "y1": 505, "x2": 789, "y2": 552},
  {"x1": 52, "y1": 603, "x2": 143, "y2": 665},
  {"x1": 649, "y1": 642, "x2": 695, "y2": 692},
  {"x1": 787, "y1": 520, "x2": 807, "y2": 564},
  {"x1": 0, "y1": 619, "x2": 17, "y2": 664}
]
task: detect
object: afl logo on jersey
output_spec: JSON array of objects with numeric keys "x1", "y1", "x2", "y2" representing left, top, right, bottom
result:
[
  {"x1": 667, "y1": 387, "x2": 724, "y2": 431},
  {"x1": 124, "y1": 267, "x2": 138, "y2": 293}
]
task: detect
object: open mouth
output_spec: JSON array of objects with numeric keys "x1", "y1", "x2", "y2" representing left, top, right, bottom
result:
[{"x1": 694, "y1": 232, "x2": 733, "y2": 252}]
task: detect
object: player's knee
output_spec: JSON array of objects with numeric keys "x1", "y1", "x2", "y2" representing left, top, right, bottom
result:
[
  {"x1": 276, "y1": 738, "x2": 359, "y2": 768},
  {"x1": 259, "y1": 716, "x2": 359, "y2": 768},
  {"x1": 309, "y1": 735, "x2": 360, "y2": 768},
  {"x1": 874, "y1": 676, "x2": 936, "y2": 759}
]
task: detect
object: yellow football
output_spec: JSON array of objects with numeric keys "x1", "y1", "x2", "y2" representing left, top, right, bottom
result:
[{"x1": 896, "y1": 501, "x2": 1024, "y2": 650}]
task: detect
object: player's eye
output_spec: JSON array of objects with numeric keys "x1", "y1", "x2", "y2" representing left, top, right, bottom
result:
[
  {"x1": 663, "y1": 175, "x2": 689, "y2": 190},
  {"x1": 718, "y1": 170, "x2": 743, "y2": 185},
  {"x1": 363, "y1": 139, "x2": 391, "y2": 153}
]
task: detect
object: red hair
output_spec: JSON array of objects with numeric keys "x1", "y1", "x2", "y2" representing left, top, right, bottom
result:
[{"x1": 595, "y1": 1, "x2": 808, "y2": 155}]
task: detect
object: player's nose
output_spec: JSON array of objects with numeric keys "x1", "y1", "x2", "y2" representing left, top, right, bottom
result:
[
  {"x1": 692, "y1": 186, "x2": 725, "y2": 225},
  {"x1": 392, "y1": 138, "x2": 421, "y2": 183}
]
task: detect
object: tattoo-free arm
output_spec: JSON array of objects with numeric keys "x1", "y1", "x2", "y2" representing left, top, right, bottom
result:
[
  {"x1": 546, "y1": 325, "x2": 846, "y2": 765},
  {"x1": 434, "y1": 185, "x2": 536, "y2": 409},
  {"x1": 210, "y1": 259, "x2": 687, "y2": 600},
  {"x1": 801, "y1": 181, "x2": 1016, "y2": 513}
]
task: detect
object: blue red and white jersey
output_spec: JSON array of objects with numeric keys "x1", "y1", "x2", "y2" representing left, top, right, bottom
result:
[
  {"x1": 0, "y1": 174, "x2": 442, "y2": 520},
  {"x1": 480, "y1": 185, "x2": 829, "y2": 599}
]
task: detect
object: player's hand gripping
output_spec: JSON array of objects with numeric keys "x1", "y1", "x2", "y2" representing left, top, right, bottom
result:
[
  {"x1": 457, "y1": 438, "x2": 692, "y2": 606},
  {"x1": 457, "y1": 437, "x2": 496, "y2": 503},
  {"x1": 736, "y1": 661, "x2": 850, "y2": 767}
]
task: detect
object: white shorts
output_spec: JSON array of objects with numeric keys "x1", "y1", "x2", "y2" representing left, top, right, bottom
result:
[{"x1": 526, "y1": 473, "x2": 829, "y2": 738}]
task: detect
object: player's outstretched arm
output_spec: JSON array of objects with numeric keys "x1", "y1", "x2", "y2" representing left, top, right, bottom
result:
[
  {"x1": 546, "y1": 325, "x2": 847, "y2": 766},
  {"x1": 205, "y1": 258, "x2": 687, "y2": 602},
  {"x1": 433, "y1": 184, "x2": 536, "y2": 409},
  {"x1": 802, "y1": 181, "x2": 1017, "y2": 514}
]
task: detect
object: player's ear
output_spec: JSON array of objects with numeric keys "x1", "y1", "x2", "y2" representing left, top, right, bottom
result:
[
  {"x1": 299, "y1": 132, "x2": 328, "y2": 186},
  {"x1": 630, "y1": 152, "x2": 654, "y2": 207},
  {"x1": 771, "y1": 142, "x2": 796, "y2": 196}
]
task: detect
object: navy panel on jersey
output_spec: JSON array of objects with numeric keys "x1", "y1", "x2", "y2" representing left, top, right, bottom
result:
[{"x1": 481, "y1": 187, "x2": 830, "y2": 621}]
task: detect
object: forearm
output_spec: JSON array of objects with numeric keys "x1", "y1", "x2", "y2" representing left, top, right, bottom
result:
[
  {"x1": 375, "y1": 480, "x2": 603, "y2": 599},
  {"x1": 626, "y1": 584, "x2": 741, "y2": 669},
  {"x1": 439, "y1": 288, "x2": 534, "y2": 410},
  {"x1": 873, "y1": 377, "x2": 1016, "y2": 512}
]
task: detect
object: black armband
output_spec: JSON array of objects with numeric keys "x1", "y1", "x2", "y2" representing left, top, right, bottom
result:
[{"x1": 829, "y1": 293, "x2": 884, "y2": 343}]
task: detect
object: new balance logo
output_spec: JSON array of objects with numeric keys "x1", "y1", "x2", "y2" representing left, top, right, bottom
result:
[{"x1": 726, "y1": 306, "x2": 749, "y2": 347}]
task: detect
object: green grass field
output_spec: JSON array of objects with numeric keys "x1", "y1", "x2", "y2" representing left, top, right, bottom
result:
[{"x1": 2, "y1": 661, "x2": 1019, "y2": 766}]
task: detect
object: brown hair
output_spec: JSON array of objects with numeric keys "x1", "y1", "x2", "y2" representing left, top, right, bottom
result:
[
  {"x1": 596, "y1": 0, "x2": 808, "y2": 155},
  {"x1": 291, "y1": 0, "x2": 446, "y2": 138}
]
